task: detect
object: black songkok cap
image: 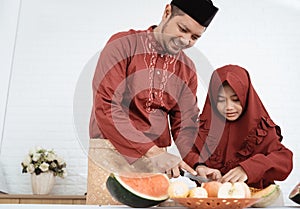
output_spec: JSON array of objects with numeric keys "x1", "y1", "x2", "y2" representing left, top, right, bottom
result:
[{"x1": 171, "y1": 0, "x2": 219, "y2": 27}]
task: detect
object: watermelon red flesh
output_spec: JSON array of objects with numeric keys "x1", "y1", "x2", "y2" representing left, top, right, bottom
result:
[
  {"x1": 117, "y1": 173, "x2": 169, "y2": 200},
  {"x1": 106, "y1": 173, "x2": 169, "y2": 208},
  {"x1": 289, "y1": 183, "x2": 300, "y2": 204}
]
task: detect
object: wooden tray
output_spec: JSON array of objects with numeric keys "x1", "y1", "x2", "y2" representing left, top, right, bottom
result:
[{"x1": 171, "y1": 197, "x2": 260, "y2": 209}]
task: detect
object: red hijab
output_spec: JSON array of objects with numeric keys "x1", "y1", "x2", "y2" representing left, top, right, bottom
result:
[{"x1": 196, "y1": 65, "x2": 282, "y2": 173}]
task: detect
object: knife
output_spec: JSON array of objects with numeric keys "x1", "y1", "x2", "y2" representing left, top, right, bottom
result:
[{"x1": 180, "y1": 170, "x2": 212, "y2": 183}]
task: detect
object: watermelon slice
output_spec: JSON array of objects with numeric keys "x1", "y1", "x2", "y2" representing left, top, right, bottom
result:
[
  {"x1": 289, "y1": 183, "x2": 300, "y2": 205},
  {"x1": 106, "y1": 172, "x2": 170, "y2": 207}
]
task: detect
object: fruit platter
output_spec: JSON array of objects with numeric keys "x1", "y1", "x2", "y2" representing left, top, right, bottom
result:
[
  {"x1": 171, "y1": 197, "x2": 260, "y2": 209},
  {"x1": 166, "y1": 181, "x2": 259, "y2": 209},
  {"x1": 167, "y1": 180, "x2": 281, "y2": 209},
  {"x1": 105, "y1": 172, "x2": 281, "y2": 208}
]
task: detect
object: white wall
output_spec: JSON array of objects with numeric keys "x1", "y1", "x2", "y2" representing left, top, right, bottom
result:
[{"x1": 0, "y1": 0, "x2": 299, "y2": 205}]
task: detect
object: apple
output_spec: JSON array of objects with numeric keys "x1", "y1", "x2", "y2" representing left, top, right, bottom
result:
[
  {"x1": 218, "y1": 182, "x2": 246, "y2": 198},
  {"x1": 202, "y1": 181, "x2": 223, "y2": 197}
]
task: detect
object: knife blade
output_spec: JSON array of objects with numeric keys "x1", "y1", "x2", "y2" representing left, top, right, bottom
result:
[{"x1": 180, "y1": 170, "x2": 212, "y2": 183}]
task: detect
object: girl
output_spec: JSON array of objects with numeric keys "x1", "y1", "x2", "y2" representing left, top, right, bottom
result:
[{"x1": 185, "y1": 64, "x2": 293, "y2": 189}]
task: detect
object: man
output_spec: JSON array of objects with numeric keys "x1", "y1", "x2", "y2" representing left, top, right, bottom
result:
[{"x1": 88, "y1": 0, "x2": 218, "y2": 204}]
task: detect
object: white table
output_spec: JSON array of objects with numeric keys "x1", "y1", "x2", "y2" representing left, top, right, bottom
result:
[{"x1": 0, "y1": 205, "x2": 299, "y2": 209}]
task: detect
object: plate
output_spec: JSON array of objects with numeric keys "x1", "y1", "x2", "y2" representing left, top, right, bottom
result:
[{"x1": 171, "y1": 197, "x2": 261, "y2": 209}]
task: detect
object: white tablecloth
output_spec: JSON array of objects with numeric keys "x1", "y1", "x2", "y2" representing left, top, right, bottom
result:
[{"x1": 0, "y1": 205, "x2": 299, "y2": 209}]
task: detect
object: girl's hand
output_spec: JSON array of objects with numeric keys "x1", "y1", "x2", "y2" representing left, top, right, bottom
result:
[
  {"x1": 220, "y1": 166, "x2": 248, "y2": 183},
  {"x1": 195, "y1": 165, "x2": 222, "y2": 181}
]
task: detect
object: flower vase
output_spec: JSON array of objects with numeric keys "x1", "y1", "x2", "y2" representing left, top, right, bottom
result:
[{"x1": 31, "y1": 172, "x2": 55, "y2": 195}]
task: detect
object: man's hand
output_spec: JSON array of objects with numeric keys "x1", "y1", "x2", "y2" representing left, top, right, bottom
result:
[
  {"x1": 195, "y1": 164, "x2": 222, "y2": 181},
  {"x1": 219, "y1": 166, "x2": 248, "y2": 183},
  {"x1": 147, "y1": 152, "x2": 181, "y2": 174},
  {"x1": 145, "y1": 146, "x2": 197, "y2": 178},
  {"x1": 165, "y1": 160, "x2": 197, "y2": 178}
]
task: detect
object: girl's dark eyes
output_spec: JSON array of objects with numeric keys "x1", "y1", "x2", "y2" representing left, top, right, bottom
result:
[
  {"x1": 231, "y1": 97, "x2": 240, "y2": 102},
  {"x1": 217, "y1": 99, "x2": 225, "y2": 103},
  {"x1": 217, "y1": 98, "x2": 240, "y2": 103}
]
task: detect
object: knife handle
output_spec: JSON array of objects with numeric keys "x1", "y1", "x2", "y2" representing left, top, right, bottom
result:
[{"x1": 179, "y1": 169, "x2": 185, "y2": 177}]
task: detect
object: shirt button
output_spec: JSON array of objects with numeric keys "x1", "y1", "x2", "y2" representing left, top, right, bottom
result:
[{"x1": 156, "y1": 71, "x2": 161, "y2": 75}]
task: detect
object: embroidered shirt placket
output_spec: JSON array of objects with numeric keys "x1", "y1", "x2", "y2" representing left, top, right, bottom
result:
[{"x1": 142, "y1": 35, "x2": 177, "y2": 113}]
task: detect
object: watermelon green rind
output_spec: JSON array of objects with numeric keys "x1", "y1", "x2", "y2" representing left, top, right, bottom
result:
[{"x1": 106, "y1": 173, "x2": 169, "y2": 208}]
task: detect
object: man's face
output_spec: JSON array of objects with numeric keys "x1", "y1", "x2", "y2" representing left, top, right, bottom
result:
[{"x1": 157, "y1": 6, "x2": 206, "y2": 55}]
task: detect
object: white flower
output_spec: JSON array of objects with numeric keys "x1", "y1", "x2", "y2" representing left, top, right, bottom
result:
[
  {"x1": 39, "y1": 162, "x2": 49, "y2": 172},
  {"x1": 29, "y1": 148, "x2": 35, "y2": 156},
  {"x1": 50, "y1": 162, "x2": 57, "y2": 168},
  {"x1": 22, "y1": 146, "x2": 67, "y2": 178},
  {"x1": 56, "y1": 156, "x2": 65, "y2": 166},
  {"x1": 32, "y1": 153, "x2": 41, "y2": 162},
  {"x1": 27, "y1": 164, "x2": 35, "y2": 174},
  {"x1": 22, "y1": 155, "x2": 32, "y2": 166},
  {"x1": 62, "y1": 168, "x2": 67, "y2": 178},
  {"x1": 46, "y1": 152, "x2": 56, "y2": 161}
]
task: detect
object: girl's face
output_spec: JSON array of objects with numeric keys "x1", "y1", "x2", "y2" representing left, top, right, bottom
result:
[{"x1": 216, "y1": 84, "x2": 243, "y2": 121}]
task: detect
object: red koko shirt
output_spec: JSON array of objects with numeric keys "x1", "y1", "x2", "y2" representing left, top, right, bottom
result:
[{"x1": 89, "y1": 26, "x2": 200, "y2": 163}]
